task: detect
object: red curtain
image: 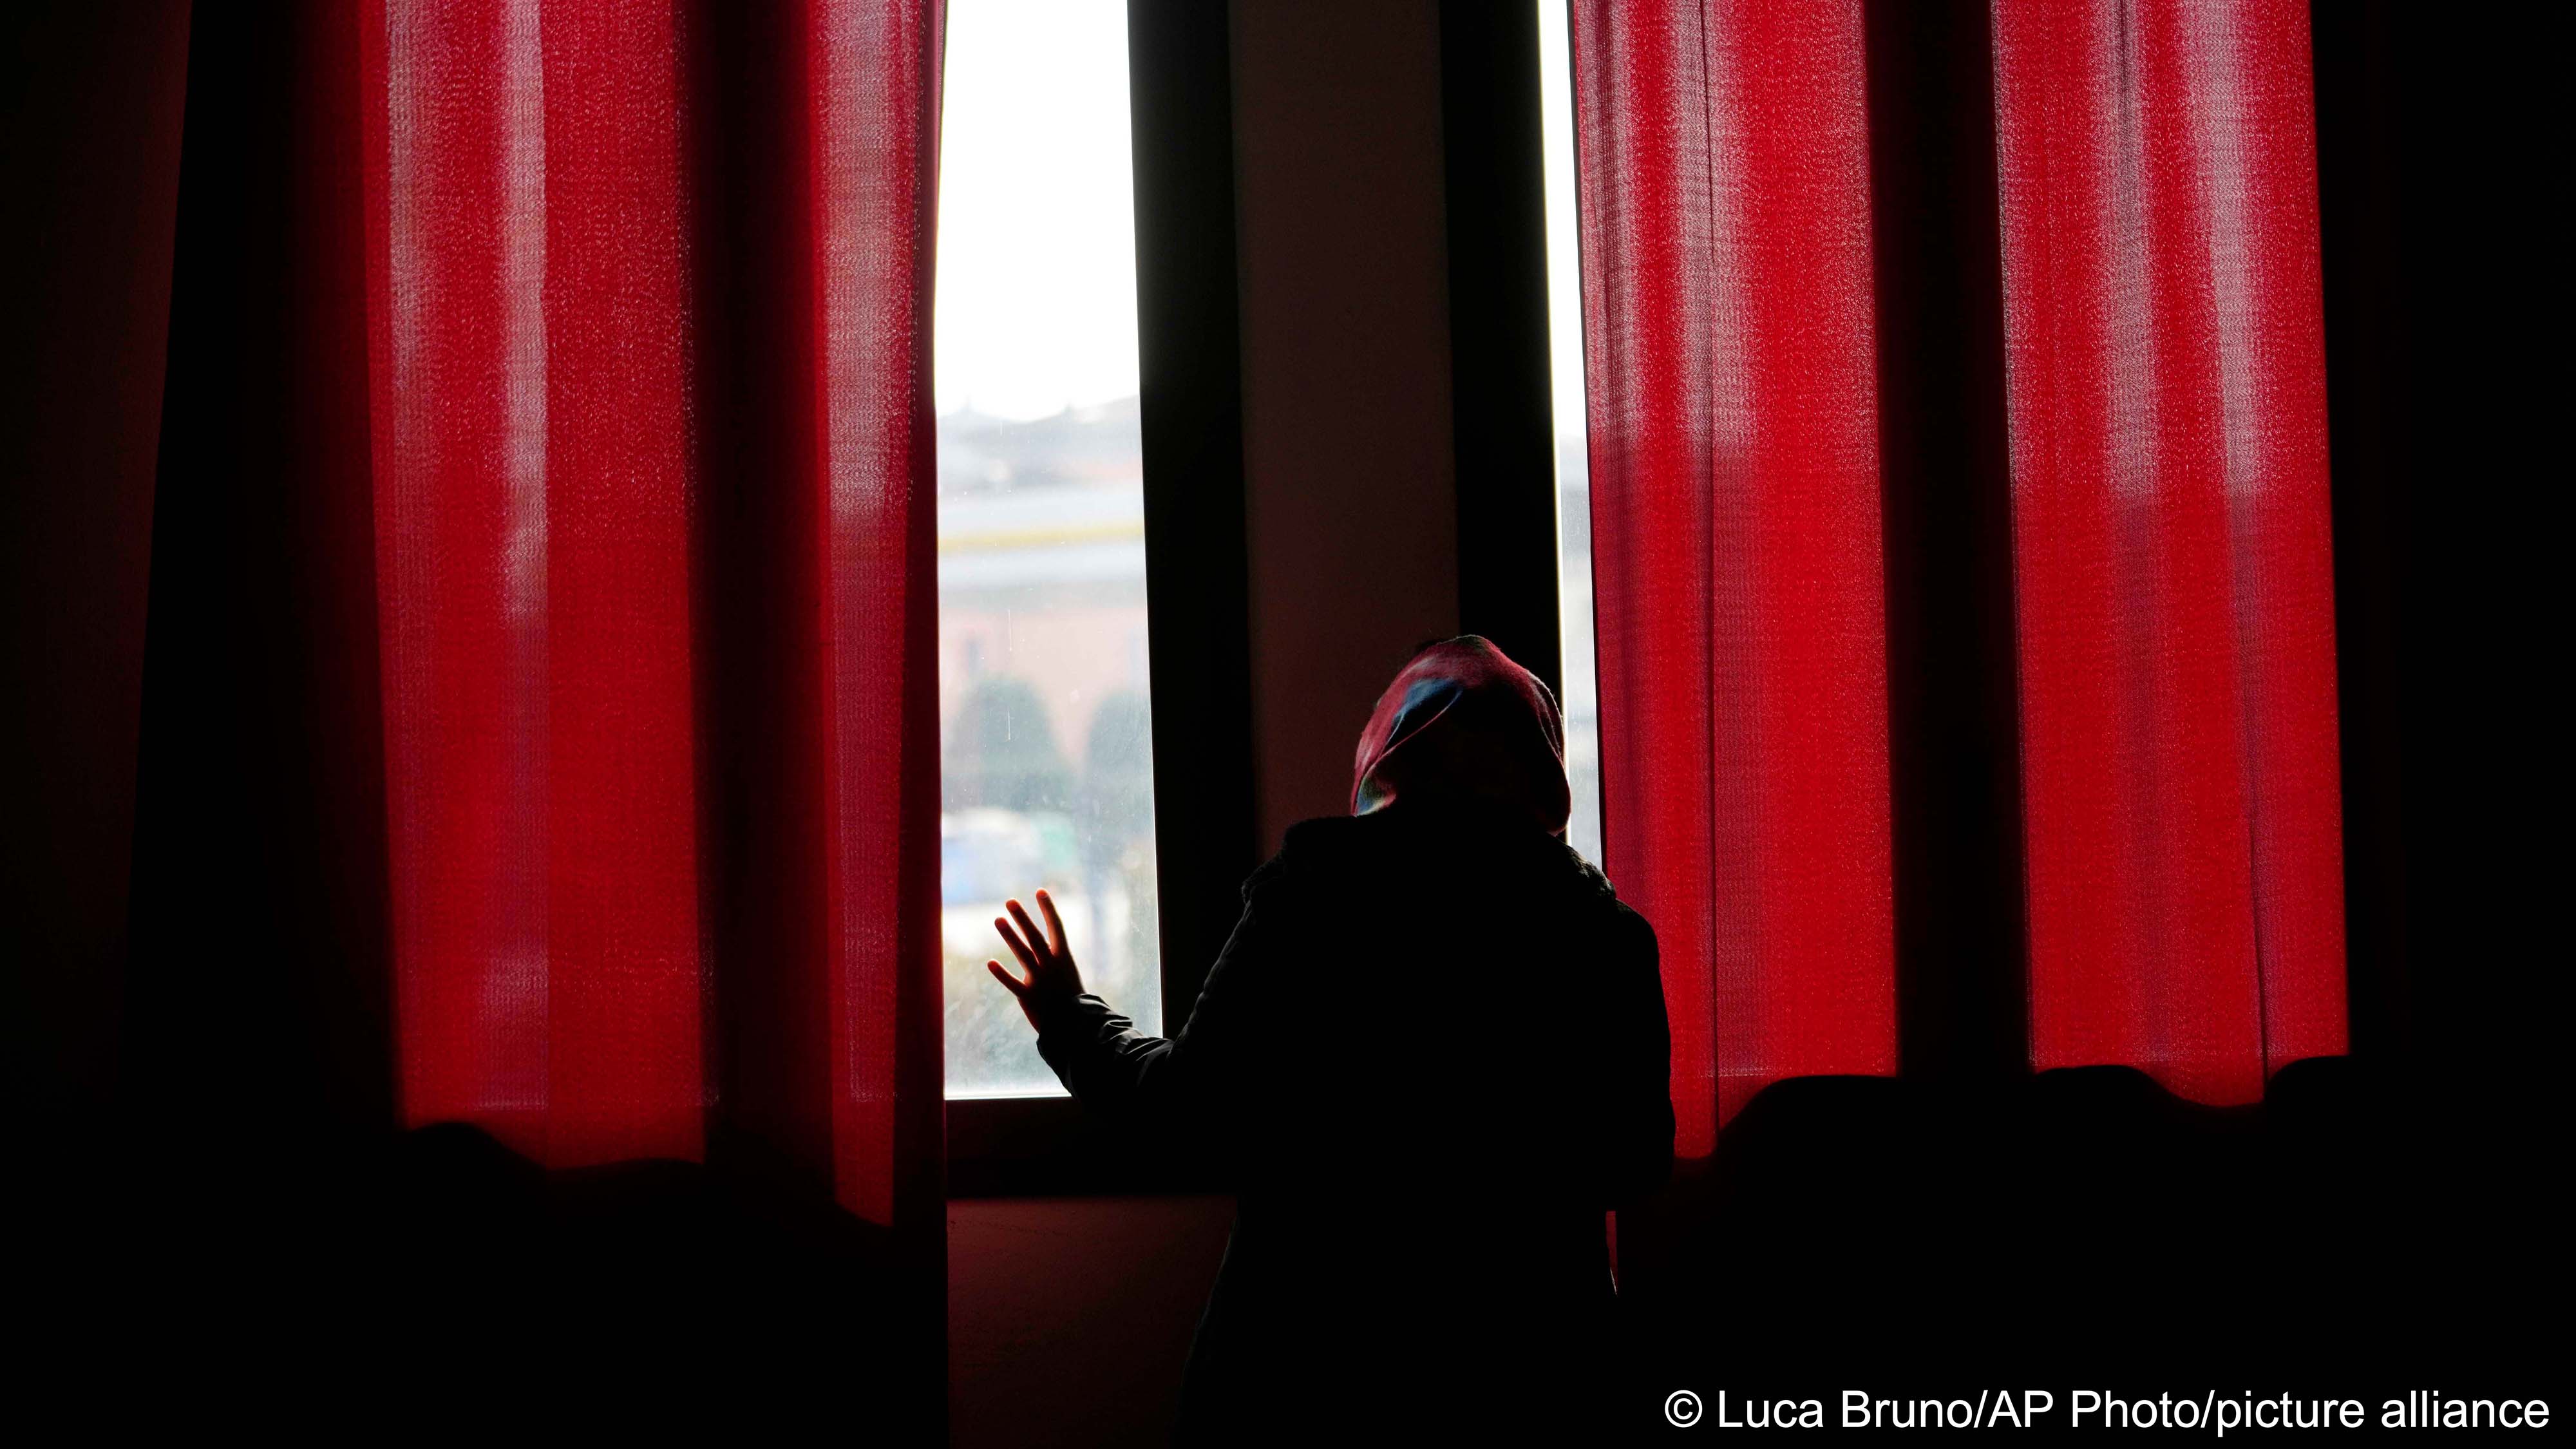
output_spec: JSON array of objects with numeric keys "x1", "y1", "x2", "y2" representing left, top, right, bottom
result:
[
  {"x1": 351, "y1": 0, "x2": 946, "y2": 1222},
  {"x1": 1994, "y1": 0, "x2": 2345, "y2": 1101},
  {"x1": 1573, "y1": 0, "x2": 2344, "y2": 1126},
  {"x1": 1573, "y1": 0, "x2": 1896, "y2": 1153}
]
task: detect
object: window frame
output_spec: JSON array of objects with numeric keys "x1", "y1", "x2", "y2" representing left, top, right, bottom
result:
[
  {"x1": 943, "y1": 0, "x2": 1258, "y2": 1193},
  {"x1": 942, "y1": 0, "x2": 1563, "y2": 1197}
]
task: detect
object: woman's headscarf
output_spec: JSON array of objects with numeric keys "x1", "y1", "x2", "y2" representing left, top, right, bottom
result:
[{"x1": 1350, "y1": 635, "x2": 1571, "y2": 836}]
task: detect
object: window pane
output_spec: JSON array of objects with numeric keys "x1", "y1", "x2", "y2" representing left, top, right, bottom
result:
[
  {"x1": 1540, "y1": 0, "x2": 1604, "y2": 868},
  {"x1": 936, "y1": 0, "x2": 1160, "y2": 1098}
]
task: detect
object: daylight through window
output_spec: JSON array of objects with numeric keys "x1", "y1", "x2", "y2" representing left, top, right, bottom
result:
[
  {"x1": 936, "y1": 0, "x2": 1160, "y2": 1097},
  {"x1": 1540, "y1": 0, "x2": 1605, "y2": 869}
]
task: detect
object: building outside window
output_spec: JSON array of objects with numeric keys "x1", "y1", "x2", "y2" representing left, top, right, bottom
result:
[{"x1": 936, "y1": 0, "x2": 1160, "y2": 1096}]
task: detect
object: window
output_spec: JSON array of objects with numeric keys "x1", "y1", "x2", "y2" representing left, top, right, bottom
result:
[
  {"x1": 1539, "y1": 0, "x2": 1604, "y2": 869},
  {"x1": 936, "y1": 0, "x2": 1161, "y2": 1097}
]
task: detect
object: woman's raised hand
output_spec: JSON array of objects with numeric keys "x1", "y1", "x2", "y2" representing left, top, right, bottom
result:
[{"x1": 987, "y1": 888, "x2": 1086, "y2": 1030}]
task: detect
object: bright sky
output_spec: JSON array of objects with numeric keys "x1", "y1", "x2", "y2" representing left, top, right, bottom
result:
[
  {"x1": 936, "y1": 0, "x2": 1587, "y2": 434},
  {"x1": 1537, "y1": 0, "x2": 1589, "y2": 443},
  {"x1": 934, "y1": 0, "x2": 1141, "y2": 421}
]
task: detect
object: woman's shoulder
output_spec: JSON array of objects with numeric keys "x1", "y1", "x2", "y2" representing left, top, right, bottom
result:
[
  {"x1": 1253, "y1": 814, "x2": 1655, "y2": 969},
  {"x1": 1247, "y1": 814, "x2": 1372, "y2": 896},
  {"x1": 1271, "y1": 810, "x2": 1633, "y2": 909}
]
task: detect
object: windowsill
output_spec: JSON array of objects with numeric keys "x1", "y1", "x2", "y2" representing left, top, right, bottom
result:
[{"x1": 945, "y1": 1092, "x2": 1220, "y2": 1198}]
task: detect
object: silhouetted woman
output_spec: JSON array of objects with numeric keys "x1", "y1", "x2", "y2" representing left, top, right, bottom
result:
[{"x1": 986, "y1": 636, "x2": 1672, "y2": 1440}]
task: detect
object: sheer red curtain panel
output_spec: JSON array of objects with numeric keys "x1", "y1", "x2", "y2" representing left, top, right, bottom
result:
[
  {"x1": 1571, "y1": 0, "x2": 2347, "y2": 1125},
  {"x1": 351, "y1": 0, "x2": 947, "y2": 1220},
  {"x1": 1993, "y1": 0, "x2": 2346, "y2": 1101},
  {"x1": 1572, "y1": 0, "x2": 1898, "y2": 1153}
]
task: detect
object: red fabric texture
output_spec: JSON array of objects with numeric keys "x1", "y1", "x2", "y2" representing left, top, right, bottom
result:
[
  {"x1": 811, "y1": 0, "x2": 948, "y2": 1227},
  {"x1": 1993, "y1": 0, "x2": 2346, "y2": 1101},
  {"x1": 1572, "y1": 0, "x2": 1897, "y2": 1152},
  {"x1": 354, "y1": 0, "x2": 945, "y2": 1220},
  {"x1": 1571, "y1": 0, "x2": 2345, "y2": 1120}
]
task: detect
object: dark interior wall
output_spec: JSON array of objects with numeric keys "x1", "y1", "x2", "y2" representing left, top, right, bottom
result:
[
  {"x1": 948, "y1": 1196, "x2": 1235, "y2": 1448},
  {"x1": 0, "y1": 1, "x2": 193, "y2": 1115},
  {"x1": 1231, "y1": 0, "x2": 1460, "y2": 851}
]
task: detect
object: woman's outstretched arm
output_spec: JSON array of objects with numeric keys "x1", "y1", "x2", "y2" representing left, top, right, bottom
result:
[{"x1": 986, "y1": 860, "x2": 1293, "y2": 1130}]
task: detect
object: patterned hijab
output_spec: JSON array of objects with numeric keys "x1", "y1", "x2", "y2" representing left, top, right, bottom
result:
[{"x1": 1350, "y1": 636, "x2": 1571, "y2": 837}]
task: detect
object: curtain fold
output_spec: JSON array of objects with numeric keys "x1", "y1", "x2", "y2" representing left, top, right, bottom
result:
[
  {"x1": 1573, "y1": 0, "x2": 1897, "y2": 1152},
  {"x1": 360, "y1": 0, "x2": 707, "y2": 1166},
  {"x1": 808, "y1": 0, "x2": 949, "y2": 1232},
  {"x1": 115, "y1": 2, "x2": 946, "y2": 1401},
  {"x1": 178, "y1": 0, "x2": 954, "y2": 1224},
  {"x1": 1572, "y1": 0, "x2": 2346, "y2": 1119},
  {"x1": 1993, "y1": 0, "x2": 2345, "y2": 1101}
]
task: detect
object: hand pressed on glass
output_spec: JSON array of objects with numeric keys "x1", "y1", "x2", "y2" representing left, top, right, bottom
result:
[{"x1": 987, "y1": 889, "x2": 1086, "y2": 1030}]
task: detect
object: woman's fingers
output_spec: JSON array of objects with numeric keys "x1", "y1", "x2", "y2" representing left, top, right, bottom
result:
[
  {"x1": 994, "y1": 914, "x2": 1041, "y2": 973},
  {"x1": 1034, "y1": 888, "x2": 1068, "y2": 957},
  {"x1": 987, "y1": 960, "x2": 1027, "y2": 997},
  {"x1": 1005, "y1": 898, "x2": 1049, "y2": 966}
]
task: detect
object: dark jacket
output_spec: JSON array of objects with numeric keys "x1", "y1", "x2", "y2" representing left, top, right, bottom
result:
[{"x1": 1034, "y1": 804, "x2": 1673, "y2": 1439}]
